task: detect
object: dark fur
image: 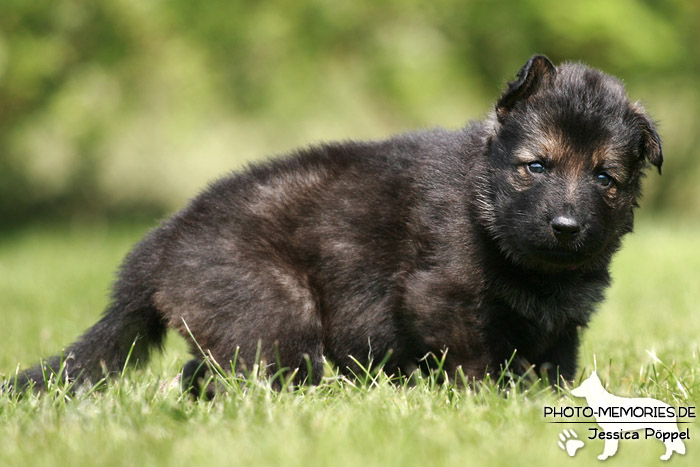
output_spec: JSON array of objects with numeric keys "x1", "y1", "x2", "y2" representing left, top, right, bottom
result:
[{"x1": 9, "y1": 56, "x2": 662, "y2": 392}]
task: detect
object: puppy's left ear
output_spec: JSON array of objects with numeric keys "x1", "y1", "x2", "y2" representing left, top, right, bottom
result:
[
  {"x1": 496, "y1": 55, "x2": 556, "y2": 121},
  {"x1": 633, "y1": 105, "x2": 663, "y2": 174}
]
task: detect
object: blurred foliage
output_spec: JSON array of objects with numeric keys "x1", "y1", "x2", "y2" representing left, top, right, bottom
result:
[{"x1": 1, "y1": 0, "x2": 699, "y2": 226}]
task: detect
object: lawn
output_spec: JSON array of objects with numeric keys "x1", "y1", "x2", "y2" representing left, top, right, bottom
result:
[{"x1": 1, "y1": 217, "x2": 698, "y2": 466}]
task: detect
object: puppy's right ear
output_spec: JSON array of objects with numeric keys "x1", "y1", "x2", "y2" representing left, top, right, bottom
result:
[
  {"x1": 496, "y1": 55, "x2": 556, "y2": 122},
  {"x1": 632, "y1": 104, "x2": 663, "y2": 174}
]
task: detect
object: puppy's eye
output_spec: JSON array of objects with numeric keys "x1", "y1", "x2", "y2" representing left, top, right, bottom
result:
[
  {"x1": 527, "y1": 161, "x2": 545, "y2": 174},
  {"x1": 596, "y1": 172, "x2": 614, "y2": 187}
]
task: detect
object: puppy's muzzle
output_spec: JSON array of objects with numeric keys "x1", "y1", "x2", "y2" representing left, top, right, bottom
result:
[{"x1": 551, "y1": 215, "x2": 581, "y2": 241}]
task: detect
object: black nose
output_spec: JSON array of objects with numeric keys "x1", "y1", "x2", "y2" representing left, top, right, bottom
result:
[{"x1": 551, "y1": 215, "x2": 581, "y2": 240}]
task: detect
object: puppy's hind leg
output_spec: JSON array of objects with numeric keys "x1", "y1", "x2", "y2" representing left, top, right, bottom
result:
[
  {"x1": 233, "y1": 265, "x2": 326, "y2": 388},
  {"x1": 181, "y1": 359, "x2": 215, "y2": 399},
  {"x1": 165, "y1": 259, "x2": 325, "y2": 391}
]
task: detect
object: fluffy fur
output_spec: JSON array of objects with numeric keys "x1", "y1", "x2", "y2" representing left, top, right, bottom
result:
[{"x1": 10, "y1": 55, "x2": 662, "y2": 392}]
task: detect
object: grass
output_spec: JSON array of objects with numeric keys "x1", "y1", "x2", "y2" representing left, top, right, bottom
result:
[{"x1": 1, "y1": 217, "x2": 699, "y2": 466}]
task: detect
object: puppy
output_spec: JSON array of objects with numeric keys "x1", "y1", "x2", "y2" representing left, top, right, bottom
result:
[{"x1": 10, "y1": 55, "x2": 662, "y2": 392}]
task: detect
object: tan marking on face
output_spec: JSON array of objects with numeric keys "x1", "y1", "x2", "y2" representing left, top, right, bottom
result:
[
  {"x1": 537, "y1": 129, "x2": 624, "y2": 179},
  {"x1": 515, "y1": 127, "x2": 633, "y2": 203},
  {"x1": 590, "y1": 146, "x2": 609, "y2": 169},
  {"x1": 509, "y1": 149, "x2": 535, "y2": 192},
  {"x1": 512, "y1": 146, "x2": 538, "y2": 165},
  {"x1": 541, "y1": 131, "x2": 585, "y2": 175}
]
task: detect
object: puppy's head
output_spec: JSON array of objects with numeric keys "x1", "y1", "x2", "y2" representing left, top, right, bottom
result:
[{"x1": 481, "y1": 55, "x2": 662, "y2": 272}]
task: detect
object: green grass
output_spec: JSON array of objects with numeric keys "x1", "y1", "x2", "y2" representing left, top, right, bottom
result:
[{"x1": 1, "y1": 218, "x2": 699, "y2": 466}]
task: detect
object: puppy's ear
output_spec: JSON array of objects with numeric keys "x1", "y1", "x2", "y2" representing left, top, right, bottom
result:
[
  {"x1": 633, "y1": 104, "x2": 663, "y2": 174},
  {"x1": 496, "y1": 55, "x2": 556, "y2": 121}
]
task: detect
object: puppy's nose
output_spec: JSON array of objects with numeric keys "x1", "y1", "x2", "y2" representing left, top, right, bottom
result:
[{"x1": 551, "y1": 215, "x2": 581, "y2": 240}]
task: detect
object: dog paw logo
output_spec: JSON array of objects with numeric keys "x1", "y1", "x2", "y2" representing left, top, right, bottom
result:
[
  {"x1": 571, "y1": 371, "x2": 687, "y2": 461},
  {"x1": 558, "y1": 429, "x2": 585, "y2": 457}
]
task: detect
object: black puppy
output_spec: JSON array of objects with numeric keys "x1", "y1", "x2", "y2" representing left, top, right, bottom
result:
[{"x1": 11, "y1": 55, "x2": 662, "y2": 392}]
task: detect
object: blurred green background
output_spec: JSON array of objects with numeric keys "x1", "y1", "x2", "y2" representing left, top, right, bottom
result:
[
  {"x1": 1, "y1": 6, "x2": 699, "y2": 465},
  {"x1": 1, "y1": 0, "x2": 698, "y2": 226}
]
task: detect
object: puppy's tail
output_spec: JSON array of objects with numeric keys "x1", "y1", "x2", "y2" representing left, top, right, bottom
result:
[{"x1": 12, "y1": 230, "x2": 168, "y2": 393}]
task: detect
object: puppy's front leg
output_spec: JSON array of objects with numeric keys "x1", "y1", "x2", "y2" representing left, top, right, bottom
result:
[{"x1": 534, "y1": 324, "x2": 581, "y2": 384}]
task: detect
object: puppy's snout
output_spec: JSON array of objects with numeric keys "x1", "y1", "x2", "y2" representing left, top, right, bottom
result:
[{"x1": 551, "y1": 215, "x2": 581, "y2": 240}]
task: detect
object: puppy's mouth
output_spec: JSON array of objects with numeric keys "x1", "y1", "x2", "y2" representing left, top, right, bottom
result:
[
  {"x1": 527, "y1": 248, "x2": 590, "y2": 268},
  {"x1": 505, "y1": 230, "x2": 606, "y2": 271}
]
